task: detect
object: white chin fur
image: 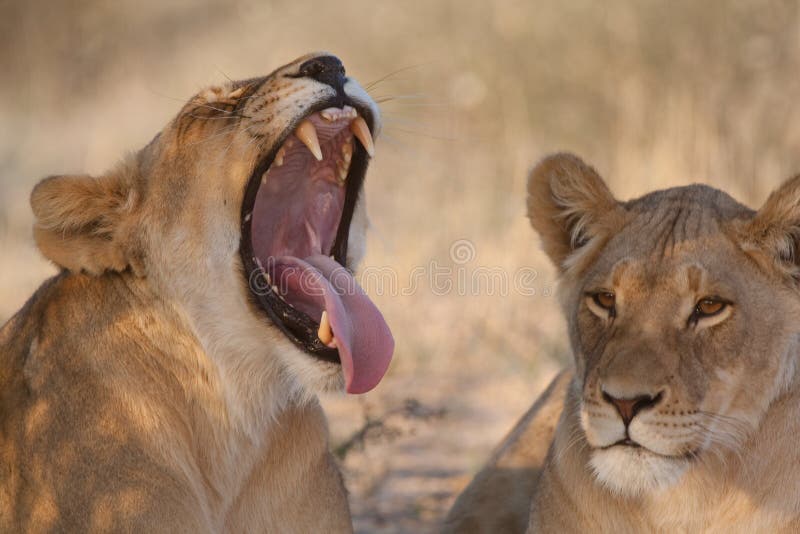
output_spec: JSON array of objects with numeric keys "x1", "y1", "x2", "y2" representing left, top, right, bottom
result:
[
  {"x1": 589, "y1": 447, "x2": 689, "y2": 497},
  {"x1": 277, "y1": 341, "x2": 345, "y2": 398}
]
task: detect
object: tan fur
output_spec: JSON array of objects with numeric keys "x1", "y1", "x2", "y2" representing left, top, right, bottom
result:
[
  {"x1": 1, "y1": 53, "x2": 382, "y2": 533},
  {"x1": 446, "y1": 153, "x2": 800, "y2": 533}
]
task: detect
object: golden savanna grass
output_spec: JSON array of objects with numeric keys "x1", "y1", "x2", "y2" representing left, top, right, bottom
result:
[{"x1": 1, "y1": 1, "x2": 799, "y2": 532}]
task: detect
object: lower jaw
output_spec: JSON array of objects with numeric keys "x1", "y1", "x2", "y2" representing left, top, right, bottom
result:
[{"x1": 588, "y1": 447, "x2": 691, "y2": 496}]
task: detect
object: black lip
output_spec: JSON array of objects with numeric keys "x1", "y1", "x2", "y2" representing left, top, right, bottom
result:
[
  {"x1": 239, "y1": 91, "x2": 374, "y2": 363},
  {"x1": 600, "y1": 439, "x2": 699, "y2": 461},
  {"x1": 613, "y1": 438, "x2": 641, "y2": 448}
]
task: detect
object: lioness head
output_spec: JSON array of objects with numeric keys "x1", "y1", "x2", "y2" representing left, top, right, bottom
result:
[
  {"x1": 29, "y1": 53, "x2": 394, "y2": 399},
  {"x1": 528, "y1": 153, "x2": 800, "y2": 496}
]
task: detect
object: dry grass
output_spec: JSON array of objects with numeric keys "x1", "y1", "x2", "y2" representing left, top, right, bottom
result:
[{"x1": 2, "y1": 1, "x2": 800, "y2": 531}]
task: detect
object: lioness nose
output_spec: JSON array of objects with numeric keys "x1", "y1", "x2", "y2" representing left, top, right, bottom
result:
[
  {"x1": 601, "y1": 391, "x2": 663, "y2": 426},
  {"x1": 297, "y1": 55, "x2": 346, "y2": 93}
]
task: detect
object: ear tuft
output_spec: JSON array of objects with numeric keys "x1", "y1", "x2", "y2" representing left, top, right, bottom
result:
[
  {"x1": 527, "y1": 153, "x2": 622, "y2": 271},
  {"x1": 739, "y1": 174, "x2": 800, "y2": 283},
  {"x1": 30, "y1": 163, "x2": 145, "y2": 276}
]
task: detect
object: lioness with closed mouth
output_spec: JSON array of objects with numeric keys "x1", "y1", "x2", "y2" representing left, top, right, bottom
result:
[
  {"x1": 0, "y1": 53, "x2": 393, "y2": 533},
  {"x1": 445, "y1": 153, "x2": 800, "y2": 533}
]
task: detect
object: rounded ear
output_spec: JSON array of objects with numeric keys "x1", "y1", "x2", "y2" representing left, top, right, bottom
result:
[
  {"x1": 527, "y1": 153, "x2": 624, "y2": 272},
  {"x1": 30, "y1": 163, "x2": 145, "y2": 276},
  {"x1": 737, "y1": 174, "x2": 800, "y2": 283}
]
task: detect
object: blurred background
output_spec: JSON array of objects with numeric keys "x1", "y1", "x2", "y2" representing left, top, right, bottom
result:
[{"x1": 2, "y1": 1, "x2": 800, "y2": 531}]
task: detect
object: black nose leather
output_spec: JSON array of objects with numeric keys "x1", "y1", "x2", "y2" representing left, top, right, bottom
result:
[{"x1": 297, "y1": 56, "x2": 346, "y2": 93}]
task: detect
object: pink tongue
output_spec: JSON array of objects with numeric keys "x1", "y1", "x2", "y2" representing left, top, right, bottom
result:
[{"x1": 270, "y1": 255, "x2": 394, "y2": 393}]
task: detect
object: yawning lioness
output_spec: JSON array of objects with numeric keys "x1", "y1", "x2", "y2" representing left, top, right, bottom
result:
[{"x1": 0, "y1": 53, "x2": 393, "y2": 533}]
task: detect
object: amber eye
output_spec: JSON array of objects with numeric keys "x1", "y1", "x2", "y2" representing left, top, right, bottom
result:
[
  {"x1": 692, "y1": 297, "x2": 728, "y2": 321},
  {"x1": 593, "y1": 292, "x2": 616, "y2": 311}
]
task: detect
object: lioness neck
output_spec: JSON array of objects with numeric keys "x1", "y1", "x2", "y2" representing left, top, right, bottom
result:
[{"x1": 38, "y1": 271, "x2": 323, "y2": 520}]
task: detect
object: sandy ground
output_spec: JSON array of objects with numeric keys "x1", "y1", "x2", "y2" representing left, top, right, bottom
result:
[{"x1": 323, "y1": 365, "x2": 559, "y2": 533}]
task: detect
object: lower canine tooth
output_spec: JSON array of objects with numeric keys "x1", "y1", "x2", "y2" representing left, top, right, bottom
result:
[
  {"x1": 274, "y1": 146, "x2": 285, "y2": 166},
  {"x1": 296, "y1": 119, "x2": 323, "y2": 161},
  {"x1": 350, "y1": 116, "x2": 375, "y2": 157},
  {"x1": 341, "y1": 138, "x2": 353, "y2": 163},
  {"x1": 318, "y1": 311, "x2": 334, "y2": 345}
]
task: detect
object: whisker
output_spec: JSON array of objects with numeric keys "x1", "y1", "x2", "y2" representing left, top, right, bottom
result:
[
  {"x1": 555, "y1": 426, "x2": 585, "y2": 464},
  {"x1": 380, "y1": 113, "x2": 439, "y2": 122},
  {"x1": 215, "y1": 66, "x2": 234, "y2": 83},
  {"x1": 193, "y1": 103, "x2": 244, "y2": 115},
  {"x1": 373, "y1": 94, "x2": 437, "y2": 104},
  {"x1": 146, "y1": 88, "x2": 247, "y2": 116},
  {"x1": 186, "y1": 112, "x2": 251, "y2": 121},
  {"x1": 183, "y1": 128, "x2": 237, "y2": 146},
  {"x1": 692, "y1": 412, "x2": 751, "y2": 468},
  {"x1": 363, "y1": 63, "x2": 432, "y2": 91},
  {"x1": 381, "y1": 125, "x2": 460, "y2": 141},
  {"x1": 378, "y1": 101, "x2": 453, "y2": 109},
  {"x1": 182, "y1": 123, "x2": 245, "y2": 147}
]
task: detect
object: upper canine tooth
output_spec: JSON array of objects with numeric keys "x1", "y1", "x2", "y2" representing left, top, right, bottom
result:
[
  {"x1": 350, "y1": 117, "x2": 374, "y2": 157},
  {"x1": 296, "y1": 119, "x2": 323, "y2": 161}
]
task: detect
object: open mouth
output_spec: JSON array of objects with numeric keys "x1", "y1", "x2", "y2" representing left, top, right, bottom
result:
[{"x1": 240, "y1": 101, "x2": 394, "y2": 394}]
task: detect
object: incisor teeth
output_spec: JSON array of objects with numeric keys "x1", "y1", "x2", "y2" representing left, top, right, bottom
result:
[
  {"x1": 318, "y1": 311, "x2": 334, "y2": 345},
  {"x1": 296, "y1": 119, "x2": 323, "y2": 161},
  {"x1": 350, "y1": 117, "x2": 374, "y2": 157},
  {"x1": 320, "y1": 106, "x2": 358, "y2": 122}
]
